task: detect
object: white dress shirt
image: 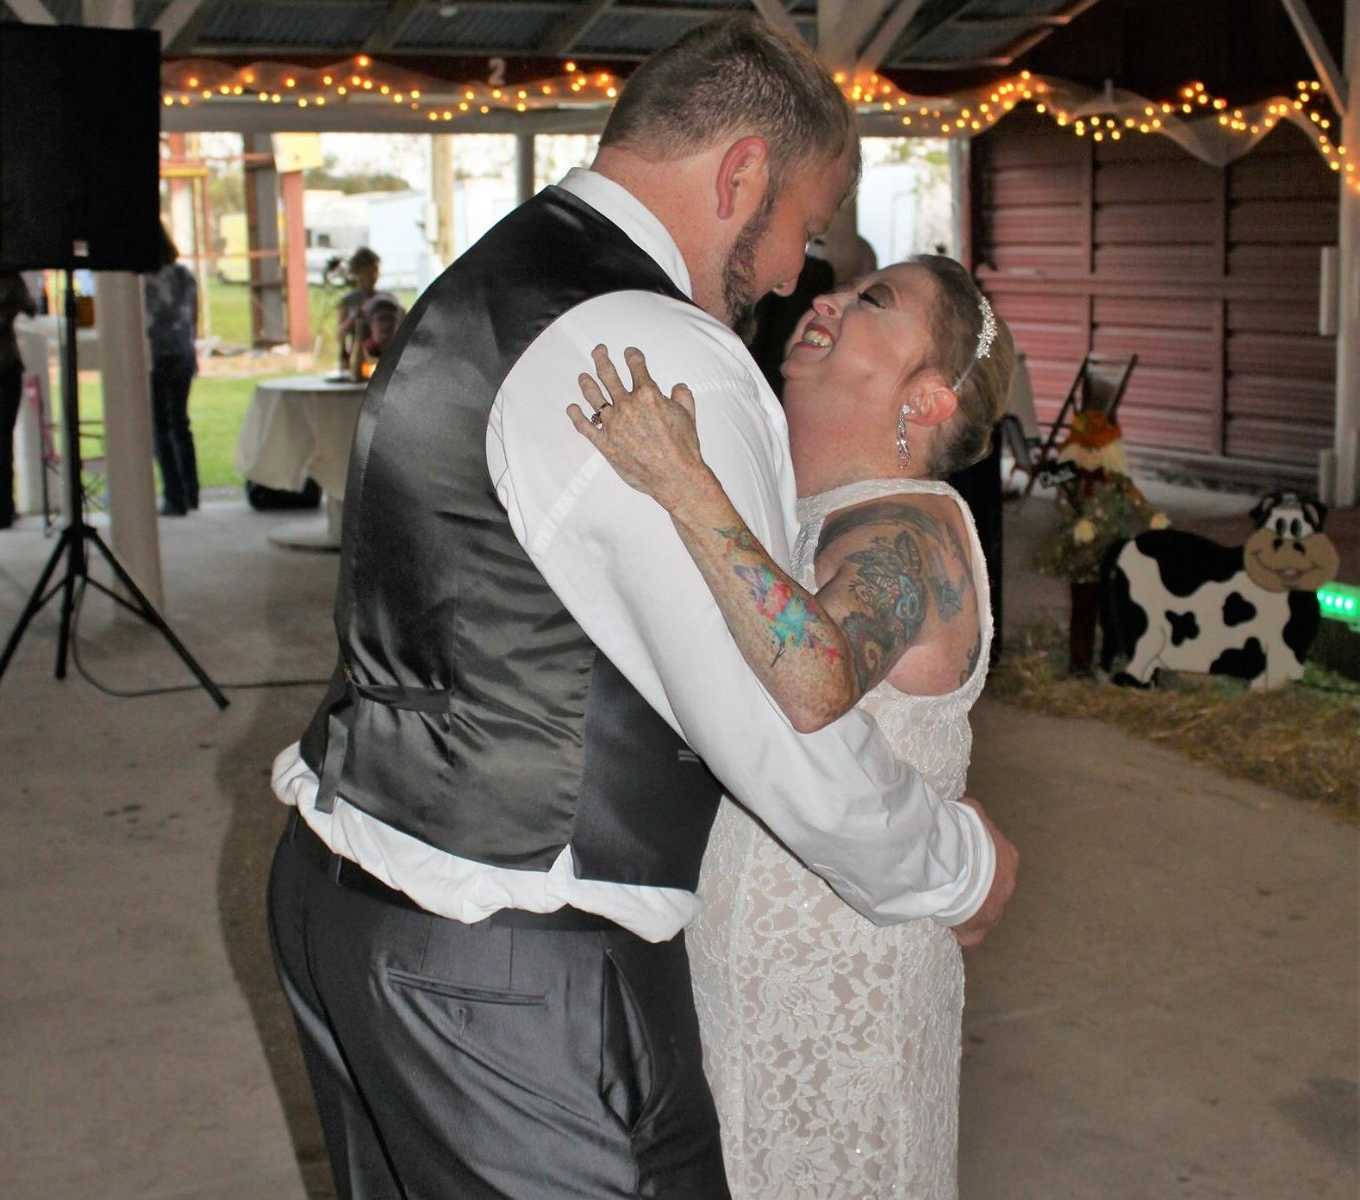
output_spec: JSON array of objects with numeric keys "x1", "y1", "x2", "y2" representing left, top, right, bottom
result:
[{"x1": 273, "y1": 167, "x2": 995, "y2": 943}]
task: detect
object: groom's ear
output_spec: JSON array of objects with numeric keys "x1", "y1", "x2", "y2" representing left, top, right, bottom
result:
[{"x1": 715, "y1": 135, "x2": 771, "y2": 222}]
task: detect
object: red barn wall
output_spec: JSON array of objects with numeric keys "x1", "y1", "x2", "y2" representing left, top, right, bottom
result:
[{"x1": 971, "y1": 110, "x2": 1339, "y2": 485}]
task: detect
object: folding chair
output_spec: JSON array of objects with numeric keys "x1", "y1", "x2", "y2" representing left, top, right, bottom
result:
[
  {"x1": 1023, "y1": 352, "x2": 1137, "y2": 497},
  {"x1": 1000, "y1": 413, "x2": 1040, "y2": 494}
]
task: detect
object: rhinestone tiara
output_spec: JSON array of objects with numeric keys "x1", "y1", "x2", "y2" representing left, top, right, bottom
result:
[
  {"x1": 974, "y1": 294, "x2": 997, "y2": 362},
  {"x1": 953, "y1": 293, "x2": 997, "y2": 390}
]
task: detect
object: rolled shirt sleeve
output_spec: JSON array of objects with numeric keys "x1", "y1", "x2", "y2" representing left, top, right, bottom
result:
[{"x1": 490, "y1": 290, "x2": 995, "y2": 926}]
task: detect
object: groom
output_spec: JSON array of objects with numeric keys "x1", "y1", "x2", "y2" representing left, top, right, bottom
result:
[{"x1": 267, "y1": 15, "x2": 1016, "y2": 1199}]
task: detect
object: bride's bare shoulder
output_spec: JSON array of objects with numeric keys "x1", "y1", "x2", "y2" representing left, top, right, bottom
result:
[{"x1": 813, "y1": 490, "x2": 971, "y2": 580}]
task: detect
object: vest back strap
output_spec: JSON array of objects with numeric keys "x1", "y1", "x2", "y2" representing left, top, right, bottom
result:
[{"x1": 315, "y1": 674, "x2": 451, "y2": 813}]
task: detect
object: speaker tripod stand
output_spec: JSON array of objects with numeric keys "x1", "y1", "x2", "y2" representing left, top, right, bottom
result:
[{"x1": 0, "y1": 269, "x2": 227, "y2": 709}]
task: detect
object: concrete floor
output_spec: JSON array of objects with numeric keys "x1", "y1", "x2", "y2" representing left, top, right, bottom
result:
[{"x1": 1, "y1": 485, "x2": 1355, "y2": 1199}]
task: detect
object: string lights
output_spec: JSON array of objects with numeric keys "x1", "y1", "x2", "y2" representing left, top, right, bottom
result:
[
  {"x1": 164, "y1": 57, "x2": 620, "y2": 122},
  {"x1": 162, "y1": 58, "x2": 1356, "y2": 193}
]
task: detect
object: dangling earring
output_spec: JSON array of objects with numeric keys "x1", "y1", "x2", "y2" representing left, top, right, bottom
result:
[{"x1": 896, "y1": 404, "x2": 913, "y2": 469}]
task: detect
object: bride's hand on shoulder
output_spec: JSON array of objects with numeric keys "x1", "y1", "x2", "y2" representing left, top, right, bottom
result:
[{"x1": 567, "y1": 345, "x2": 713, "y2": 515}]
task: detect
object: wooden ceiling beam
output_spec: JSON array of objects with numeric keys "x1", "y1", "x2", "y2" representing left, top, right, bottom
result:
[
  {"x1": 3, "y1": 0, "x2": 57, "y2": 23},
  {"x1": 855, "y1": 0, "x2": 927, "y2": 76},
  {"x1": 83, "y1": 0, "x2": 133, "y2": 26},
  {"x1": 163, "y1": 0, "x2": 220, "y2": 55},
  {"x1": 186, "y1": 40, "x2": 650, "y2": 61},
  {"x1": 748, "y1": 0, "x2": 803, "y2": 45},
  {"x1": 363, "y1": 0, "x2": 426, "y2": 52},
  {"x1": 1279, "y1": 0, "x2": 1348, "y2": 114},
  {"x1": 155, "y1": 1, "x2": 209, "y2": 46},
  {"x1": 882, "y1": 0, "x2": 1101, "y2": 72}
]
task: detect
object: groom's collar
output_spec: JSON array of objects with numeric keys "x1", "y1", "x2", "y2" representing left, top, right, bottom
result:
[{"x1": 556, "y1": 168, "x2": 693, "y2": 301}]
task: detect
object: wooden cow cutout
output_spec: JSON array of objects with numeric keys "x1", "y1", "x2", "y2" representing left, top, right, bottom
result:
[{"x1": 1099, "y1": 493, "x2": 1339, "y2": 690}]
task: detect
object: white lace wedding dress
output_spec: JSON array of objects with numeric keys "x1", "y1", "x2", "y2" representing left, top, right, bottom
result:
[{"x1": 689, "y1": 478, "x2": 993, "y2": 1200}]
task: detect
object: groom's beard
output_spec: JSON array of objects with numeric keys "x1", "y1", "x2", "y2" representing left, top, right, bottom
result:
[{"x1": 721, "y1": 194, "x2": 776, "y2": 340}]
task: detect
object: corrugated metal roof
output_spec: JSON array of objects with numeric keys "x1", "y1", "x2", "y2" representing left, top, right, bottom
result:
[
  {"x1": 196, "y1": 3, "x2": 385, "y2": 49},
  {"x1": 15, "y1": 1, "x2": 1089, "y2": 72},
  {"x1": 41, "y1": 0, "x2": 168, "y2": 24},
  {"x1": 13, "y1": 1, "x2": 1093, "y2": 75},
  {"x1": 397, "y1": 5, "x2": 561, "y2": 51},
  {"x1": 584, "y1": 11, "x2": 712, "y2": 54},
  {"x1": 884, "y1": 0, "x2": 1085, "y2": 67}
]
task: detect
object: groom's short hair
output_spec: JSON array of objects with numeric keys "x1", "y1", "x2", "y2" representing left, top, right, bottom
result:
[{"x1": 600, "y1": 14, "x2": 859, "y2": 196}]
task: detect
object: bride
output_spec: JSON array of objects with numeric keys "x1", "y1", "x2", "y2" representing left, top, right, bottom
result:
[{"x1": 569, "y1": 255, "x2": 1017, "y2": 1199}]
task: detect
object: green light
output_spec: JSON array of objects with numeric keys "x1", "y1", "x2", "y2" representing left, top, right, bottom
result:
[{"x1": 1317, "y1": 582, "x2": 1360, "y2": 629}]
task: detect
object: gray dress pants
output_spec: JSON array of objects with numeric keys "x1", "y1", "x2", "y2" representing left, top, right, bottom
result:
[{"x1": 266, "y1": 812, "x2": 730, "y2": 1199}]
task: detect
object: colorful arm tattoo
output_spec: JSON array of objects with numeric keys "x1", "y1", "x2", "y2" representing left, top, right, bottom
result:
[
  {"x1": 730, "y1": 564, "x2": 843, "y2": 668},
  {"x1": 714, "y1": 525, "x2": 843, "y2": 669}
]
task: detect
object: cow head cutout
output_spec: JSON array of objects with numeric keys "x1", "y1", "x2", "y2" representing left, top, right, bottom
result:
[{"x1": 1244, "y1": 492, "x2": 1339, "y2": 594}]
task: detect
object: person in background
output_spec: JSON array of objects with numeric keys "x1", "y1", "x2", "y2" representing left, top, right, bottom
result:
[
  {"x1": 347, "y1": 291, "x2": 407, "y2": 380},
  {"x1": 0, "y1": 271, "x2": 37, "y2": 529},
  {"x1": 337, "y1": 246, "x2": 381, "y2": 373},
  {"x1": 144, "y1": 223, "x2": 200, "y2": 517}
]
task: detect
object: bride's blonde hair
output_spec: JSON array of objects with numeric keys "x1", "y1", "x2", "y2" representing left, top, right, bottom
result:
[{"x1": 906, "y1": 255, "x2": 1015, "y2": 475}]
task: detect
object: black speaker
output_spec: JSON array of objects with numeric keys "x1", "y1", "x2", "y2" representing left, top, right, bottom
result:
[{"x1": 0, "y1": 23, "x2": 161, "y2": 272}]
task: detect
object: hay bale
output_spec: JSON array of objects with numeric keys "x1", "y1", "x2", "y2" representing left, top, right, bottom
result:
[{"x1": 986, "y1": 624, "x2": 1360, "y2": 819}]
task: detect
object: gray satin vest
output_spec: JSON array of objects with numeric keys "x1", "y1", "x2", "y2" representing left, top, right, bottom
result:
[{"x1": 299, "y1": 186, "x2": 722, "y2": 891}]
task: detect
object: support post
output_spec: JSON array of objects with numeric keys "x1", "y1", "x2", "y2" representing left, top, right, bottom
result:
[
  {"x1": 431, "y1": 134, "x2": 456, "y2": 265},
  {"x1": 516, "y1": 133, "x2": 536, "y2": 205},
  {"x1": 949, "y1": 137, "x2": 971, "y2": 265},
  {"x1": 280, "y1": 169, "x2": 312, "y2": 351},
  {"x1": 95, "y1": 273, "x2": 164, "y2": 610},
  {"x1": 243, "y1": 132, "x2": 286, "y2": 347},
  {"x1": 1331, "y1": 0, "x2": 1359, "y2": 506}
]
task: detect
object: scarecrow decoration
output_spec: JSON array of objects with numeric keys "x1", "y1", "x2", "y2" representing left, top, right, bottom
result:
[{"x1": 1034, "y1": 412, "x2": 1168, "y2": 674}]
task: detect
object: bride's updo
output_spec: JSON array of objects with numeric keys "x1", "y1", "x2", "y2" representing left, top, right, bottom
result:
[{"x1": 907, "y1": 255, "x2": 1016, "y2": 475}]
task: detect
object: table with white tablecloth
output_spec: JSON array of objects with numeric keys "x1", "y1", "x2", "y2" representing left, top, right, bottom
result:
[{"x1": 235, "y1": 375, "x2": 367, "y2": 549}]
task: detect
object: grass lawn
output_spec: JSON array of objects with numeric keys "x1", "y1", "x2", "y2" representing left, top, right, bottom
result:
[
  {"x1": 65, "y1": 372, "x2": 287, "y2": 492},
  {"x1": 46, "y1": 280, "x2": 416, "y2": 494}
]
